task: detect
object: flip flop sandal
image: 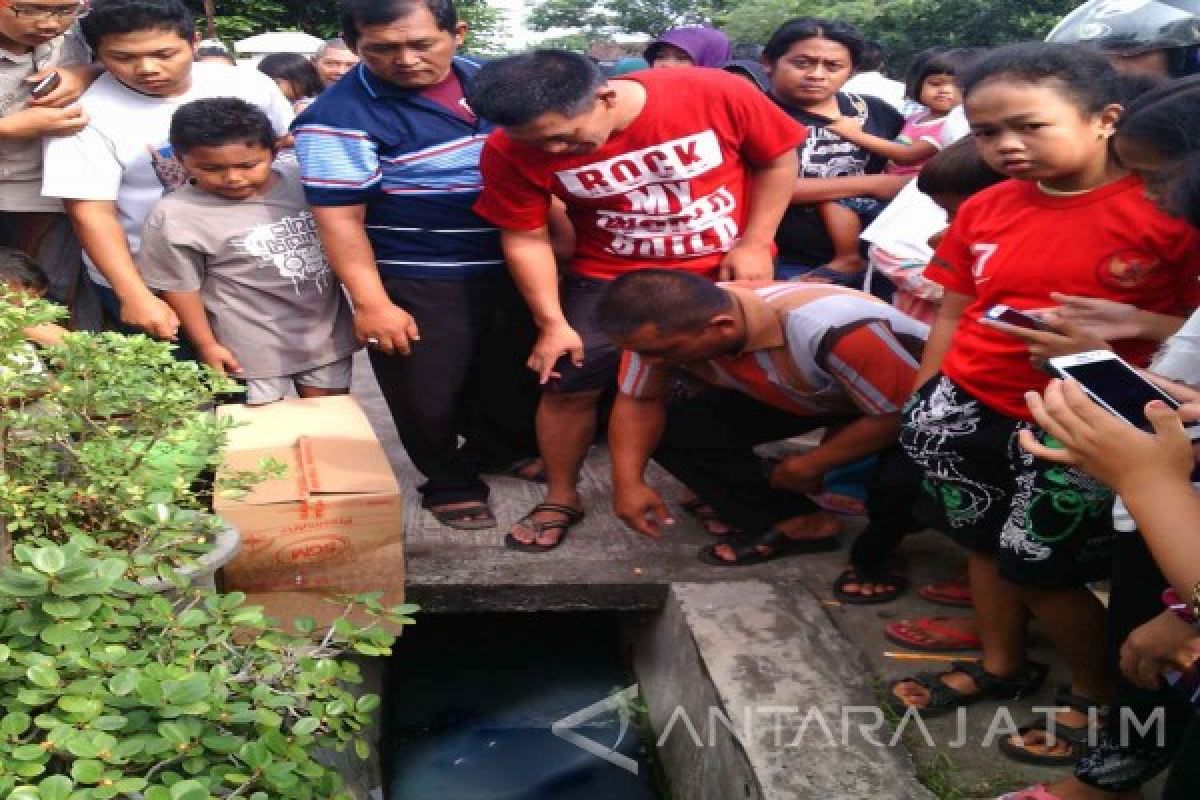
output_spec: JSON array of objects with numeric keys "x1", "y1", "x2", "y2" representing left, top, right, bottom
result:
[
  {"x1": 884, "y1": 616, "x2": 981, "y2": 652},
  {"x1": 504, "y1": 457, "x2": 547, "y2": 484},
  {"x1": 918, "y1": 575, "x2": 974, "y2": 608},
  {"x1": 832, "y1": 564, "x2": 908, "y2": 605},
  {"x1": 885, "y1": 659, "x2": 1049, "y2": 719},
  {"x1": 504, "y1": 502, "x2": 585, "y2": 553},
  {"x1": 698, "y1": 528, "x2": 840, "y2": 567},
  {"x1": 994, "y1": 787, "x2": 1067, "y2": 800},
  {"x1": 998, "y1": 687, "x2": 1107, "y2": 767},
  {"x1": 428, "y1": 501, "x2": 497, "y2": 531},
  {"x1": 680, "y1": 498, "x2": 741, "y2": 537}
]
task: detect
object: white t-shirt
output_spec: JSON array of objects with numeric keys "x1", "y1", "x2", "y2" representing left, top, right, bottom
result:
[
  {"x1": 41, "y1": 62, "x2": 294, "y2": 284},
  {"x1": 842, "y1": 71, "x2": 907, "y2": 112}
]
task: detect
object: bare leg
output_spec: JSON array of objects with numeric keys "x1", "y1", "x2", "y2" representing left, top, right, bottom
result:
[
  {"x1": 894, "y1": 552, "x2": 1030, "y2": 707},
  {"x1": 814, "y1": 202, "x2": 866, "y2": 275},
  {"x1": 296, "y1": 385, "x2": 349, "y2": 399},
  {"x1": 510, "y1": 389, "x2": 600, "y2": 546}
]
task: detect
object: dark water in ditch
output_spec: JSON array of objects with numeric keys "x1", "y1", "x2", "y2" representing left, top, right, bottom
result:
[{"x1": 381, "y1": 612, "x2": 665, "y2": 800}]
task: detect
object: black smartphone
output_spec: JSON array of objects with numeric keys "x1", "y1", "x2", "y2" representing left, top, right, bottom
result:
[
  {"x1": 30, "y1": 71, "x2": 61, "y2": 99},
  {"x1": 983, "y1": 304, "x2": 1046, "y2": 331},
  {"x1": 1046, "y1": 350, "x2": 1200, "y2": 438}
]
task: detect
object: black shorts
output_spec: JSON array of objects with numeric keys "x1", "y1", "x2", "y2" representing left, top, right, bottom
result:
[
  {"x1": 547, "y1": 274, "x2": 621, "y2": 395},
  {"x1": 899, "y1": 374, "x2": 1115, "y2": 589}
]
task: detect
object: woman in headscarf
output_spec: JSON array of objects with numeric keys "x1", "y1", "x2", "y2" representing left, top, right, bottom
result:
[{"x1": 644, "y1": 25, "x2": 733, "y2": 68}]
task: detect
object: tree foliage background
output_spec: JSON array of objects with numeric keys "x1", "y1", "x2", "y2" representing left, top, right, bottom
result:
[
  {"x1": 182, "y1": 0, "x2": 504, "y2": 52},
  {"x1": 526, "y1": 0, "x2": 1081, "y2": 70}
]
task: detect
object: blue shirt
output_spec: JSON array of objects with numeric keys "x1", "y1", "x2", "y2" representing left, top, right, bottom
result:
[{"x1": 293, "y1": 58, "x2": 503, "y2": 280}]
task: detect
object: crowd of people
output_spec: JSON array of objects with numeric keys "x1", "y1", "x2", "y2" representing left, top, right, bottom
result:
[{"x1": 4, "y1": 0, "x2": 1200, "y2": 797}]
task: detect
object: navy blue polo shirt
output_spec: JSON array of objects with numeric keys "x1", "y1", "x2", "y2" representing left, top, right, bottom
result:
[{"x1": 293, "y1": 58, "x2": 503, "y2": 280}]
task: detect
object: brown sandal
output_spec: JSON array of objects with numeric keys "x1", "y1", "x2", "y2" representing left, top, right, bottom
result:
[{"x1": 505, "y1": 503, "x2": 585, "y2": 553}]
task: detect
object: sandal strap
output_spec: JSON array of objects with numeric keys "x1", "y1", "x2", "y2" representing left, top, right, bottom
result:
[
  {"x1": 528, "y1": 502, "x2": 584, "y2": 522},
  {"x1": 433, "y1": 503, "x2": 492, "y2": 521},
  {"x1": 904, "y1": 617, "x2": 979, "y2": 646},
  {"x1": 517, "y1": 503, "x2": 584, "y2": 533},
  {"x1": 1052, "y1": 686, "x2": 1107, "y2": 715}
]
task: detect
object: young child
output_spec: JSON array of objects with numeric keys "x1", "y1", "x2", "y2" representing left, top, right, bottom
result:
[
  {"x1": 810, "y1": 48, "x2": 968, "y2": 281},
  {"x1": 257, "y1": 53, "x2": 324, "y2": 114},
  {"x1": 887, "y1": 44, "x2": 1200, "y2": 768},
  {"x1": 864, "y1": 137, "x2": 1006, "y2": 325},
  {"x1": 137, "y1": 98, "x2": 358, "y2": 405}
]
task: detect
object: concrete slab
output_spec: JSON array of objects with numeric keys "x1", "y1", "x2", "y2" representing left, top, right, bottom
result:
[
  {"x1": 351, "y1": 351, "x2": 856, "y2": 613},
  {"x1": 633, "y1": 581, "x2": 936, "y2": 800}
]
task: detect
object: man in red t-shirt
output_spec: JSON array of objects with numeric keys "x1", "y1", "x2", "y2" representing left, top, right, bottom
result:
[{"x1": 467, "y1": 50, "x2": 806, "y2": 551}]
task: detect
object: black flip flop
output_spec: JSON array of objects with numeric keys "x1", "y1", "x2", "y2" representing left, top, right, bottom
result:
[
  {"x1": 998, "y1": 687, "x2": 1106, "y2": 766},
  {"x1": 505, "y1": 502, "x2": 585, "y2": 553},
  {"x1": 886, "y1": 660, "x2": 1050, "y2": 720},
  {"x1": 698, "y1": 529, "x2": 840, "y2": 567},
  {"x1": 428, "y1": 501, "x2": 496, "y2": 531},
  {"x1": 832, "y1": 564, "x2": 909, "y2": 605}
]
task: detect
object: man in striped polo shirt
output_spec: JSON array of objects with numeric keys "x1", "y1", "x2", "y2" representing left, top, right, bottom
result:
[
  {"x1": 598, "y1": 270, "x2": 929, "y2": 569},
  {"x1": 294, "y1": 0, "x2": 540, "y2": 530}
]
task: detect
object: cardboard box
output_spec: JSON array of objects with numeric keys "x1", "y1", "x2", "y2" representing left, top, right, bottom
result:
[{"x1": 214, "y1": 395, "x2": 404, "y2": 632}]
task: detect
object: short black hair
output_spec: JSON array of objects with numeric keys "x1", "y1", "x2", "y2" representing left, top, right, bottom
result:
[
  {"x1": 916, "y1": 137, "x2": 1006, "y2": 198},
  {"x1": 960, "y1": 42, "x2": 1119, "y2": 115},
  {"x1": 195, "y1": 45, "x2": 236, "y2": 65},
  {"x1": 340, "y1": 0, "x2": 458, "y2": 49},
  {"x1": 857, "y1": 40, "x2": 884, "y2": 72},
  {"x1": 903, "y1": 47, "x2": 977, "y2": 104},
  {"x1": 258, "y1": 53, "x2": 324, "y2": 100},
  {"x1": 466, "y1": 50, "x2": 605, "y2": 127},
  {"x1": 596, "y1": 270, "x2": 734, "y2": 340},
  {"x1": 0, "y1": 247, "x2": 48, "y2": 292},
  {"x1": 1116, "y1": 75, "x2": 1200, "y2": 227},
  {"x1": 169, "y1": 97, "x2": 276, "y2": 156},
  {"x1": 81, "y1": 0, "x2": 194, "y2": 51},
  {"x1": 763, "y1": 17, "x2": 867, "y2": 68}
]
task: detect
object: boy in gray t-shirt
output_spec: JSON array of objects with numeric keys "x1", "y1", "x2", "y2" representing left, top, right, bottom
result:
[{"x1": 137, "y1": 98, "x2": 357, "y2": 405}]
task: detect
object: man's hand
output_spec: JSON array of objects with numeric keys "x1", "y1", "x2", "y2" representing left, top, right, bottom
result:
[
  {"x1": 197, "y1": 342, "x2": 244, "y2": 376},
  {"x1": 718, "y1": 240, "x2": 775, "y2": 282},
  {"x1": 1120, "y1": 610, "x2": 1200, "y2": 689},
  {"x1": 120, "y1": 292, "x2": 179, "y2": 340},
  {"x1": 26, "y1": 65, "x2": 96, "y2": 108},
  {"x1": 1020, "y1": 378, "x2": 1197, "y2": 491},
  {"x1": 0, "y1": 104, "x2": 88, "y2": 138},
  {"x1": 613, "y1": 480, "x2": 674, "y2": 538},
  {"x1": 528, "y1": 320, "x2": 584, "y2": 384},
  {"x1": 768, "y1": 454, "x2": 825, "y2": 495},
  {"x1": 352, "y1": 300, "x2": 420, "y2": 356}
]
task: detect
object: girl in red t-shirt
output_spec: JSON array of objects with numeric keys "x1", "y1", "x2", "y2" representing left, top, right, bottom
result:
[{"x1": 887, "y1": 43, "x2": 1200, "y2": 764}]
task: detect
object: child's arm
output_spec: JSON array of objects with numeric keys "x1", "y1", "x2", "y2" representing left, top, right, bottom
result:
[
  {"x1": 914, "y1": 289, "x2": 971, "y2": 388},
  {"x1": 827, "y1": 117, "x2": 939, "y2": 166},
  {"x1": 1022, "y1": 380, "x2": 1200, "y2": 599},
  {"x1": 160, "y1": 290, "x2": 242, "y2": 377},
  {"x1": 22, "y1": 324, "x2": 67, "y2": 348}
]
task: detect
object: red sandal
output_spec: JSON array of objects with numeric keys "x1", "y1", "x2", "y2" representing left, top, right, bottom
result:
[
  {"x1": 918, "y1": 574, "x2": 974, "y2": 608},
  {"x1": 884, "y1": 616, "x2": 981, "y2": 652}
]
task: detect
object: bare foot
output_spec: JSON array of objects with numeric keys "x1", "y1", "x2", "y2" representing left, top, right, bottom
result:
[{"x1": 711, "y1": 512, "x2": 838, "y2": 562}]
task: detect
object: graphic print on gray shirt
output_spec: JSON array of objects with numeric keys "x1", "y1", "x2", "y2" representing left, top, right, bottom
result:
[{"x1": 137, "y1": 165, "x2": 358, "y2": 379}]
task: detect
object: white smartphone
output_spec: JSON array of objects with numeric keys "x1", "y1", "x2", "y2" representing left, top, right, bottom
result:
[
  {"x1": 983, "y1": 304, "x2": 1046, "y2": 331},
  {"x1": 1045, "y1": 350, "x2": 1200, "y2": 438}
]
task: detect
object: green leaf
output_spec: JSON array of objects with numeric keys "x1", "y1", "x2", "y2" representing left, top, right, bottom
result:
[
  {"x1": 291, "y1": 717, "x2": 319, "y2": 736},
  {"x1": 107, "y1": 670, "x2": 138, "y2": 697},
  {"x1": 114, "y1": 778, "x2": 147, "y2": 793},
  {"x1": 12, "y1": 744, "x2": 47, "y2": 761},
  {"x1": 70, "y1": 760, "x2": 104, "y2": 784},
  {"x1": 40, "y1": 623, "x2": 84, "y2": 648},
  {"x1": 57, "y1": 696, "x2": 102, "y2": 716},
  {"x1": 26, "y1": 664, "x2": 60, "y2": 689},
  {"x1": 30, "y1": 547, "x2": 66, "y2": 575},
  {"x1": 40, "y1": 601, "x2": 81, "y2": 618},
  {"x1": 292, "y1": 617, "x2": 316, "y2": 635},
  {"x1": 1, "y1": 711, "x2": 32, "y2": 736},
  {"x1": 37, "y1": 775, "x2": 72, "y2": 800},
  {"x1": 176, "y1": 609, "x2": 206, "y2": 628},
  {"x1": 168, "y1": 779, "x2": 209, "y2": 800},
  {"x1": 356, "y1": 695, "x2": 381, "y2": 713},
  {"x1": 0, "y1": 571, "x2": 49, "y2": 596},
  {"x1": 354, "y1": 738, "x2": 370, "y2": 760},
  {"x1": 162, "y1": 675, "x2": 209, "y2": 706}
]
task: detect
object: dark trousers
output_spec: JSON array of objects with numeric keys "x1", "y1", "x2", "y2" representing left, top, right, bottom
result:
[
  {"x1": 652, "y1": 389, "x2": 852, "y2": 535},
  {"x1": 1164, "y1": 714, "x2": 1200, "y2": 799},
  {"x1": 847, "y1": 446, "x2": 928, "y2": 569},
  {"x1": 371, "y1": 275, "x2": 539, "y2": 507}
]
